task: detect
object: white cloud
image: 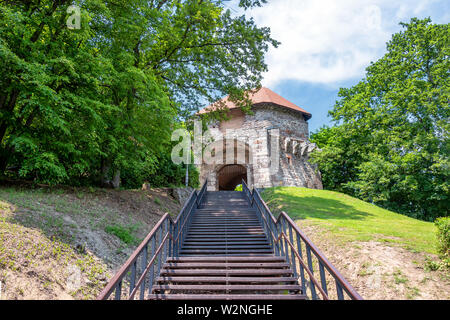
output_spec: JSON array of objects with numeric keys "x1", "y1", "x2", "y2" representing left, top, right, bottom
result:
[{"x1": 245, "y1": 0, "x2": 445, "y2": 87}]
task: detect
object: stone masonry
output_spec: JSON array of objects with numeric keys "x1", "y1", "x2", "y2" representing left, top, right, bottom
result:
[{"x1": 197, "y1": 88, "x2": 323, "y2": 191}]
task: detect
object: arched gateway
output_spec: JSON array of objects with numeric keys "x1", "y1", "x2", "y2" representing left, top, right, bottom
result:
[
  {"x1": 217, "y1": 164, "x2": 247, "y2": 191},
  {"x1": 197, "y1": 87, "x2": 323, "y2": 191}
]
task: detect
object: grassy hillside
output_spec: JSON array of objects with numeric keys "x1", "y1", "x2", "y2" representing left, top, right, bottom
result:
[
  {"x1": 261, "y1": 187, "x2": 449, "y2": 300},
  {"x1": 261, "y1": 187, "x2": 437, "y2": 254},
  {"x1": 0, "y1": 184, "x2": 181, "y2": 300}
]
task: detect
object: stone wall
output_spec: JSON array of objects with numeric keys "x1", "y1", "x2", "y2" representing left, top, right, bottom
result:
[
  {"x1": 171, "y1": 187, "x2": 195, "y2": 206},
  {"x1": 198, "y1": 103, "x2": 322, "y2": 191}
]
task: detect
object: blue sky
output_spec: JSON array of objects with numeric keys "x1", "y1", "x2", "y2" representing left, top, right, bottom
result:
[{"x1": 227, "y1": 0, "x2": 449, "y2": 133}]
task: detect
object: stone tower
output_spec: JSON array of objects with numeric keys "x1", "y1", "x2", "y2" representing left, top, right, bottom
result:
[{"x1": 197, "y1": 87, "x2": 323, "y2": 191}]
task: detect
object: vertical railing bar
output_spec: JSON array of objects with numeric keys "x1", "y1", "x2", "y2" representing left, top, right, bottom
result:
[
  {"x1": 168, "y1": 221, "x2": 173, "y2": 258},
  {"x1": 282, "y1": 217, "x2": 290, "y2": 264},
  {"x1": 114, "y1": 280, "x2": 122, "y2": 300},
  {"x1": 139, "y1": 245, "x2": 148, "y2": 300},
  {"x1": 336, "y1": 281, "x2": 345, "y2": 300},
  {"x1": 306, "y1": 245, "x2": 318, "y2": 300},
  {"x1": 129, "y1": 260, "x2": 137, "y2": 297},
  {"x1": 148, "y1": 236, "x2": 156, "y2": 295},
  {"x1": 288, "y1": 223, "x2": 298, "y2": 278},
  {"x1": 278, "y1": 223, "x2": 285, "y2": 257},
  {"x1": 156, "y1": 224, "x2": 163, "y2": 280},
  {"x1": 174, "y1": 222, "x2": 179, "y2": 257},
  {"x1": 319, "y1": 261, "x2": 328, "y2": 296},
  {"x1": 162, "y1": 219, "x2": 168, "y2": 265},
  {"x1": 296, "y1": 232, "x2": 307, "y2": 294},
  {"x1": 267, "y1": 212, "x2": 275, "y2": 252},
  {"x1": 273, "y1": 219, "x2": 280, "y2": 256}
]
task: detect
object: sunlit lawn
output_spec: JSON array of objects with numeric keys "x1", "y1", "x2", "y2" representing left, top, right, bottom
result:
[{"x1": 261, "y1": 187, "x2": 437, "y2": 254}]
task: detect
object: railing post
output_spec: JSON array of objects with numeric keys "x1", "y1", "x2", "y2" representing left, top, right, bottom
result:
[
  {"x1": 174, "y1": 222, "x2": 179, "y2": 257},
  {"x1": 148, "y1": 236, "x2": 156, "y2": 295},
  {"x1": 319, "y1": 261, "x2": 328, "y2": 297},
  {"x1": 162, "y1": 219, "x2": 168, "y2": 264},
  {"x1": 288, "y1": 223, "x2": 298, "y2": 278},
  {"x1": 140, "y1": 245, "x2": 148, "y2": 300},
  {"x1": 273, "y1": 219, "x2": 280, "y2": 256},
  {"x1": 114, "y1": 280, "x2": 122, "y2": 300},
  {"x1": 306, "y1": 245, "x2": 318, "y2": 300},
  {"x1": 129, "y1": 261, "x2": 137, "y2": 297},
  {"x1": 156, "y1": 224, "x2": 163, "y2": 280},
  {"x1": 168, "y1": 221, "x2": 173, "y2": 258},
  {"x1": 281, "y1": 218, "x2": 290, "y2": 264},
  {"x1": 267, "y1": 215, "x2": 276, "y2": 254},
  {"x1": 336, "y1": 281, "x2": 345, "y2": 300},
  {"x1": 296, "y1": 233, "x2": 307, "y2": 295},
  {"x1": 278, "y1": 223, "x2": 285, "y2": 257}
]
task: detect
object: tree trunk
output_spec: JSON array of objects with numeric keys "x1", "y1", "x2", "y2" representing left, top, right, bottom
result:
[
  {"x1": 100, "y1": 158, "x2": 111, "y2": 187},
  {"x1": 0, "y1": 153, "x2": 8, "y2": 174},
  {"x1": 112, "y1": 169, "x2": 120, "y2": 189}
]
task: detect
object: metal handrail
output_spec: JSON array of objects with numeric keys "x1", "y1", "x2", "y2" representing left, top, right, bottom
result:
[
  {"x1": 97, "y1": 180, "x2": 208, "y2": 300},
  {"x1": 241, "y1": 179, "x2": 363, "y2": 300}
]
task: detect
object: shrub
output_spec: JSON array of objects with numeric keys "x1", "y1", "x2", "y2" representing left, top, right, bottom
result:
[{"x1": 435, "y1": 217, "x2": 449, "y2": 258}]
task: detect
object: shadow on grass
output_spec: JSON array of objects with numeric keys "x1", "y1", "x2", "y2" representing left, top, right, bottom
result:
[{"x1": 263, "y1": 192, "x2": 372, "y2": 221}]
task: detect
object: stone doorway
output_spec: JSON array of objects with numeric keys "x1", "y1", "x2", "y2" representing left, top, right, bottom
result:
[{"x1": 217, "y1": 164, "x2": 247, "y2": 191}]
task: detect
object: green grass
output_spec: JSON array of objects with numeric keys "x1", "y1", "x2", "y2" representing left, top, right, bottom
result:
[
  {"x1": 105, "y1": 224, "x2": 140, "y2": 245},
  {"x1": 261, "y1": 187, "x2": 437, "y2": 254}
]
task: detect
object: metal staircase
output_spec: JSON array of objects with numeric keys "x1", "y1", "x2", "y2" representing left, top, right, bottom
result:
[
  {"x1": 97, "y1": 181, "x2": 362, "y2": 300},
  {"x1": 149, "y1": 191, "x2": 304, "y2": 300}
]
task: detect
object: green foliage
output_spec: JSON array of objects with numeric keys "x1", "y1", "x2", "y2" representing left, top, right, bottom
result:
[
  {"x1": 424, "y1": 257, "x2": 442, "y2": 271},
  {"x1": 145, "y1": 153, "x2": 199, "y2": 188},
  {"x1": 435, "y1": 217, "x2": 450, "y2": 258},
  {"x1": 105, "y1": 224, "x2": 140, "y2": 245},
  {"x1": 311, "y1": 18, "x2": 449, "y2": 221},
  {"x1": 0, "y1": 0, "x2": 276, "y2": 188}
]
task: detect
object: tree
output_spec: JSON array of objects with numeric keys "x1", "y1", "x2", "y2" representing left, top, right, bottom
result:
[
  {"x1": 0, "y1": 0, "x2": 277, "y2": 187},
  {"x1": 311, "y1": 18, "x2": 449, "y2": 221}
]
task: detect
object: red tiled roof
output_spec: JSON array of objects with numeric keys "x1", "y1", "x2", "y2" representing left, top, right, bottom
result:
[{"x1": 198, "y1": 87, "x2": 312, "y2": 120}]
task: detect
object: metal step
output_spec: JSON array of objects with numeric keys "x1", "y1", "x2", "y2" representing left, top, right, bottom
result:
[
  {"x1": 148, "y1": 294, "x2": 307, "y2": 300},
  {"x1": 162, "y1": 262, "x2": 289, "y2": 269},
  {"x1": 152, "y1": 284, "x2": 302, "y2": 292},
  {"x1": 165, "y1": 256, "x2": 288, "y2": 262},
  {"x1": 156, "y1": 276, "x2": 298, "y2": 284}
]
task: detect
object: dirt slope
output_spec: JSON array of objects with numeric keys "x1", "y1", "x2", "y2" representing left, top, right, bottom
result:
[
  {"x1": 298, "y1": 223, "x2": 449, "y2": 300},
  {"x1": 0, "y1": 184, "x2": 182, "y2": 300}
]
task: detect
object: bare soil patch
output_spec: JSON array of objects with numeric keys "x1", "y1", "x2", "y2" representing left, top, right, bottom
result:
[{"x1": 297, "y1": 222, "x2": 450, "y2": 300}]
